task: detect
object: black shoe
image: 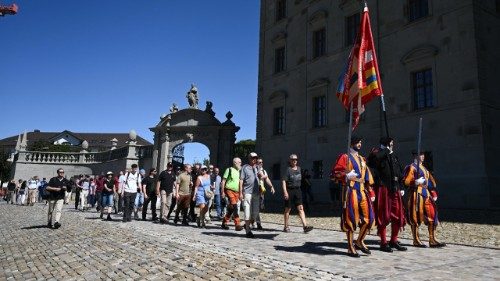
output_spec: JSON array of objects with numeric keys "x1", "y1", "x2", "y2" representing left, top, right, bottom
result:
[
  {"x1": 354, "y1": 242, "x2": 371, "y2": 255},
  {"x1": 173, "y1": 218, "x2": 179, "y2": 224},
  {"x1": 389, "y1": 241, "x2": 408, "y2": 251},
  {"x1": 221, "y1": 223, "x2": 229, "y2": 230},
  {"x1": 429, "y1": 242, "x2": 446, "y2": 248},
  {"x1": 182, "y1": 221, "x2": 189, "y2": 226},
  {"x1": 246, "y1": 231, "x2": 255, "y2": 238},
  {"x1": 134, "y1": 214, "x2": 139, "y2": 220},
  {"x1": 380, "y1": 243, "x2": 393, "y2": 253},
  {"x1": 347, "y1": 251, "x2": 360, "y2": 258},
  {"x1": 47, "y1": 222, "x2": 52, "y2": 228},
  {"x1": 100, "y1": 213, "x2": 103, "y2": 219},
  {"x1": 303, "y1": 226, "x2": 313, "y2": 233},
  {"x1": 106, "y1": 215, "x2": 112, "y2": 221},
  {"x1": 160, "y1": 219, "x2": 168, "y2": 224},
  {"x1": 256, "y1": 223, "x2": 263, "y2": 230},
  {"x1": 196, "y1": 217, "x2": 201, "y2": 228},
  {"x1": 53, "y1": 222, "x2": 61, "y2": 229}
]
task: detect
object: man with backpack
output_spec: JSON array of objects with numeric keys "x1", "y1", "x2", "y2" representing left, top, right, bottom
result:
[
  {"x1": 121, "y1": 164, "x2": 141, "y2": 222},
  {"x1": 221, "y1": 157, "x2": 243, "y2": 231}
]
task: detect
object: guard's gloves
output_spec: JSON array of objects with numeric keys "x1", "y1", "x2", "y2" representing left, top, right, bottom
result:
[
  {"x1": 346, "y1": 170, "x2": 358, "y2": 180},
  {"x1": 415, "y1": 177, "x2": 426, "y2": 185},
  {"x1": 430, "y1": 190, "x2": 438, "y2": 202},
  {"x1": 369, "y1": 189, "x2": 376, "y2": 202},
  {"x1": 400, "y1": 190, "x2": 405, "y2": 197}
]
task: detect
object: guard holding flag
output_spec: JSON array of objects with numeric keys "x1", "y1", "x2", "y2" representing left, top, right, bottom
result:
[
  {"x1": 403, "y1": 151, "x2": 446, "y2": 248},
  {"x1": 333, "y1": 136, "x2": 376, "y2": 257}
]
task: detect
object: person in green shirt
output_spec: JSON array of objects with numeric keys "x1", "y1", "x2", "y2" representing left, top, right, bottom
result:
[{"x1": 221, "y1": 157, "x2": 243, "y2": 231}]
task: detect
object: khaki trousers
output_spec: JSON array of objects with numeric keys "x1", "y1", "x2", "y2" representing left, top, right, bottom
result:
[
  {"x1": 160, "y1": 190, "x2": 173, "y2": 221},
  {"x1": 28, "y1": 189, "x2": 38, "y2": 205},
  {"x1": 48, "y1": 199, "x2": 64, "y2": 224}
]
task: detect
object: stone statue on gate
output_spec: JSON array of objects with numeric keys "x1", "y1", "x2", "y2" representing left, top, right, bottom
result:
[{"x1": 186, "y1": 84, "x2": 199, "y2": 109}]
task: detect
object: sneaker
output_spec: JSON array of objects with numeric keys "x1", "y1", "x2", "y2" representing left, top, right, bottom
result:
[
  {"x1": 53, "y1": 222, "x2": 61, "y2": 229},
  {"x1": 283, "y1": 226, "x2": 291, "y2": 233},
  {"x1": 303, "y1": 226, "x2": 313, "y2": 233}
]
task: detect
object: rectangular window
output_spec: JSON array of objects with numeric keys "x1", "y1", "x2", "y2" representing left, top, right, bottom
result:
[
  {"x1": 313, "y1": 28, "x2": 326, "y2": 58},
  {"x1": 412, "y1": 69, "x2": 433, "y2": 110},
  {"x1": 345, "y1": 13, "x2": 360, "y2": 46},
  {"x1": 275, "y1": 0, "x2": 286, "y2": 22},
  {"x1": 272, "y1": 163, "x2": 281, "y2": 180},
  {"x1": 313, "y1": 96, "x2": 327, "y2": 128},
  {"x1": 313, "y1": 160, "x2": 323, "y2": 179},
  {"x1": 273, "y1": 106, "x2": 285, "y2": 135},
  {"x1": 408, "y1": 0, "x2": 429, "y2": 22},
  {"x1": 275, "y1": 47, "x2": 286, "y2": 73}
]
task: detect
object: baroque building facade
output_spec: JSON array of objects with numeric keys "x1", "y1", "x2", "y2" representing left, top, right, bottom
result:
[{"x1": 256, "y1": 0, "x2": 500, "y2": 209}]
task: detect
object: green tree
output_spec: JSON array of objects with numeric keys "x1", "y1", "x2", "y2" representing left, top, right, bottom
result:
[
  {"x1": 0, "y1": 151, "x2": 11, "y2": 182},
  {"x1": 29, "y1": 140, "x2": 78, "y2": 153},
  {"x1": 233, "y1": 139, "x2": 256, "y2": 160}
]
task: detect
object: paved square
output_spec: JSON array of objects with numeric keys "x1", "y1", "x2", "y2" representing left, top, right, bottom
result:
[{"x1": 0, "y1": 203, "x2": 498, "y2": 280}]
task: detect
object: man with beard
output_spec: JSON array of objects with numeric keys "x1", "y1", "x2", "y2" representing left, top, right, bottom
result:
[{"x1": 333, "y1": 136, "x2": 376, "y2": 257}]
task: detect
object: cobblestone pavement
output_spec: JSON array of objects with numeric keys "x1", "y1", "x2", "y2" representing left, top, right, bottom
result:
[{"x1": 0, "y1": 203, "x2": 498, "y2": 281}]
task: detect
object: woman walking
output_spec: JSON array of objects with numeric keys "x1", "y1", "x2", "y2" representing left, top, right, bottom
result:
[
  {"x1": 192, "y1": 165, "x2": 212, "y2": 228},
  {"x1": 100, "y1": 172, "x2": 115, "y2": 221},
  {"x1": 282, "y1": 154, "x2": 313, "y2": 233}
]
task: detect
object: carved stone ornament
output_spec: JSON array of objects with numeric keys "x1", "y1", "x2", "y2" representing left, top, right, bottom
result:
[
  {"x1": 170, "y1": 103, "x2": 179, "y2": 113},
  {"x1": 129, "y1": 130, "x2": 137, "y2": 141},
  {"x1": 205, "y1": 101, "x2": 215, "y2": 117},
  {"x1": 81, "y1": 140, "x2": 89, "y2": 150},
  {"x1": 186, "y1": 84, "x2": 199, "y2": 109}
]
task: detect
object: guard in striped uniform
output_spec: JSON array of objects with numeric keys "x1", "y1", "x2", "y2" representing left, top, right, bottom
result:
[
  {"x1": 403, "y1": 151, "x2": 446, "y2": 248},
  {"x1": 333, "y1": 136, "x2": 376, "y2": 257}
]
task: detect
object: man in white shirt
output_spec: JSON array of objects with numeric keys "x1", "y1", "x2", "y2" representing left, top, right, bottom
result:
[
  {"x1": 79, "y1": 175, "x2": 90, "y2": 211},
  {"x1": 121, "y1": 164, "x2": 141, "y2": 222},
  {"x1": 27, "y1": 176, "x2": 39, "y2": 206}
]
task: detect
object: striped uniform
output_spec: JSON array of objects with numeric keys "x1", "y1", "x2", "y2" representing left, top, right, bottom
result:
[
  {"x1": 333, "y1": 153, "x2": 375, "y2": 232},
  {"x1": 403, "y1": 163, "x2": 438, "y2": 227}
]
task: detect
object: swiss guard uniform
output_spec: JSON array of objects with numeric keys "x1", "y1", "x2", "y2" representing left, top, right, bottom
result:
[
  {"x1": 333, "y1": 136, "x2": 375, "y2": 257},
  {"x1": 368, "y1": 137, "x2": 407, "y2": 252},
  {"x1": 403, "y1": 151, "x2": 446, "y2": 248}
]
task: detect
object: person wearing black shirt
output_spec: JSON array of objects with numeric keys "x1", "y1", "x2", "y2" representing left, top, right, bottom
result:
[
  {"x1": 101, "y1": 172, "x2": 116, "y2": 220},
  {"x1": 46, "y1": 168, "x2": 71, "y2": 229},
  {"x1": 156, "y1": 163, "x2": 177, "y2": 223},
  {"x1": 142, "y1": 168, "x2": 158, "y2": 221},
  {"x1": 7, "y1": 180, "x2": 16, "y2": 204}
]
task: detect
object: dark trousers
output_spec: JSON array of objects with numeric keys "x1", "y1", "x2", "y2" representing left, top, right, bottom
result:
[
  {"x1": 167, "y1": 195, "x2": 177, "y2": 219},
  {"x1": 142, "y1": 194, "x2": 158, "y2": 220},
  {"x1": 123, "y1": 192, "x2": 136, "y2": 221},
  {"x1": 95, "y1": 191, "x2": 102, "y2": 210},
  {"x1": 74, "y1": 191, "x2": 81, "y2": 210},
  {"x1": 189, "y1": 200, "x2": 196, "y2": 221}
]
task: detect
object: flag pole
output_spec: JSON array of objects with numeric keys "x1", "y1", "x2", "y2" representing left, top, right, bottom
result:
[{"x1": 343, "y1": 102, "x2": 354, "y2": 209}]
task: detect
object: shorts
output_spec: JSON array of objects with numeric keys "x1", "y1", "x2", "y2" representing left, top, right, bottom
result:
[
  {"x1": 284, "y1": 188, "x2": 302, "y2": 208},
  {"x1": 101, "y1": 194, "x2": 114, "y2": 207}
]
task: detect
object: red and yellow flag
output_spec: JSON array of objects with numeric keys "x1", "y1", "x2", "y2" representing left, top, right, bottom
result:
[{"x1": 336, "y1": 5, "x2": 383, "y2": 130}]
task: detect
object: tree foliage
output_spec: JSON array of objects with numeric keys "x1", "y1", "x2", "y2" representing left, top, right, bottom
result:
[
  {"x1": 0, "y1": 151, "x2": 11, "y2": 182},
  {"x1": 28, "y1": 141, "x2": 79, "y2": 153},
  {"x1": 233, "y1": 139, "x2": 256, "y2": 160}
]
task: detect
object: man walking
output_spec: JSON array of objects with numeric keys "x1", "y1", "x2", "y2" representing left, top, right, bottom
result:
[
  {"x1": 174, "y1": 164, "x2": 193, "y2": 226},
  {"x1": 122, "y1": 164, "x2": 141, "y2": 222},
  {"x1": 368, "y1": 137, "x2": 407, "y2": 252},
  {"x1": 221, "y1": 158, "x2": 243, "y2": 231},
  {"x1": 333, "y1": 136, "x2": 376, "y2": 257},
  {"x1": 26, "y1": 176, "x2": 39, "y2": 206},
  {"x1": 7, "y1": 179, "x2": 16, "y2": 204},
  {"x1": 240, "y1": 152, "x2": 262, "y2": 238},
  {"x1": 46, "y1": 168, "x2": 70, "y2": 229},
  {"x1": 156, "y1": 163, "x2": 176, "y2": 223},
  {"x1": 100, "y1": 172, "x2": 115, "y2": 221},
  {"x1": 142, "y1": 168, "x2": 159, "y2": 221}
]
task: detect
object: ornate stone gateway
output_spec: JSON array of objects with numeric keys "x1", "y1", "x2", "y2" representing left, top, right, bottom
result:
[{"x1": 150, "y1": 86, "x2": 240, "y2": 171}]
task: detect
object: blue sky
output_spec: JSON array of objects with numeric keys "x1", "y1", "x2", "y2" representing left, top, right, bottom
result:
[{"x1": 0, "y1": 1, "x2": 260, "y2": 163}]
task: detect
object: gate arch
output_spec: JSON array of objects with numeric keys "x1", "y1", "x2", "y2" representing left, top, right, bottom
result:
[{"x1": 150, "y1": 108, "x2": 239, "y2": 171}]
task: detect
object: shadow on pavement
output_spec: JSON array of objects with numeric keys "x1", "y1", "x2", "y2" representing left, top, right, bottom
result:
[
  {"x1": 21, "y1": 225, "x2": 50, "y2": 230},
  {"x1": 274, "y1": 242, "x2": 351, "y2": 257},
  {"x1": 202, "y1": 231, "x2": 279, "y2": 240}
]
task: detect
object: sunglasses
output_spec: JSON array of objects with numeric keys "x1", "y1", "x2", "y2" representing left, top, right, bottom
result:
[{"x1": 58, "y1": 171, "x2": 65, "y2": 174}]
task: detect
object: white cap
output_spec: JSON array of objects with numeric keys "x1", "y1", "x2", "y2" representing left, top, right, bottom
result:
[
  {"x1": 248, "y1": 152, "x2": 258, "y2": 158},
  {"x1": 201, "y1": 165, "x2": 208, "y2": 169}
]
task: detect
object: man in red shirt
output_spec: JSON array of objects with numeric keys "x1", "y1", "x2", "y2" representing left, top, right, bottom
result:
[{"x1": 95, "y1": 175, "x2": 105, "y2": 211}]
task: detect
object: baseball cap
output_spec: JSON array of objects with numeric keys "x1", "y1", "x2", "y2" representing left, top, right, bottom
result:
[{"x1": 248, "y1": 152, "x2": 258, "y2": 158}]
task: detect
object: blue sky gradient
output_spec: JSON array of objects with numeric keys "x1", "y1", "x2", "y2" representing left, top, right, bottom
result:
[{"x1": 1, "y1": 1, "x2": 260, "y2": 163}]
